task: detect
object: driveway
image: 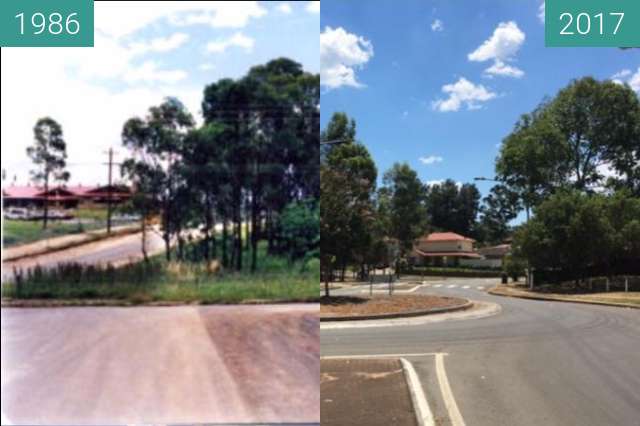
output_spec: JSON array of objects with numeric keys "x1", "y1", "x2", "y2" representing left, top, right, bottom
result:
[
  {"x1": 1, "y1": 304, "x2": 319, "y2": 425},
  {"x1": 321, "y1": 277, "x2": 640, "y2": 426}
]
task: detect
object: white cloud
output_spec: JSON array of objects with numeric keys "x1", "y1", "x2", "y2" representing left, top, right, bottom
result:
[
  {"x1": 468, "y1": 21, "x2": 525, "y2": 79},
  {"x1": 538, "y1": 2, "x2": 545, "y2": 23},
  {"x1": 402, "y1": 110, "x2": 409, "y2": 118},
  {"x1": 432, "y1": 77, "x2": 497, "y2": 112},
  {"x1": 426, "y1": 180, "x2": 462, "y2": 188},
  {"x1": 431, "y1": 19, "x2": 444, "y2": 32},
  {"x1": 206, "y1": 32, "x2": 255, "y2": 53},
  {"x1": 123, "y1": 60, "x2": 188, "y2": 84},
  {"x1": 277, "y1": 2, "x2": 292, "y2": 14},
  {"x1": 612, "y1": 67, "x2": 640, "y2": 92},
  {"x1": 419, "y1": 155, "x2": 443, "y2": 165},
  {"x1": 129, "y1": 32, "x2": 190, "y2": 55},
  {"x1": 1, "y1": 48, "x2": 201, "y2": 186},
  {"x1": 306, "y1": 1, "x2": 320, "y2": 14},
  {"x1": 630, "y1": 69, "x2": 640, "y2": 92},
  {"x1": 320, "y1": 26, "x2": 373, "y2": 89},
  {"x1": 198, "y1": 63, "x2": 216, "y2": 71},
  {"x1": 95, "y1": 1, "x2": 267, "y2": 38},
  {"x1": 484, "y1": 60, "x2": 524, "y2": 78}
]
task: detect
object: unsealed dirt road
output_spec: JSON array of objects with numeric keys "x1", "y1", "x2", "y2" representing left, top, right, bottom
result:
[{"x1": 1, "y1": 304, "x2": 319, "y2": 425}]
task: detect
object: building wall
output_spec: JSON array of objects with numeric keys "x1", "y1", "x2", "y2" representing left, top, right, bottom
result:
[{"x1": 414, "y1": 239, "x2": 474, "y2": 253}]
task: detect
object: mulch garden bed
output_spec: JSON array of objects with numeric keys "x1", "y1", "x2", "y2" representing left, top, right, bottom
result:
[{"x1": 320, "y1": 294, "x2": 467, "y2": 318}]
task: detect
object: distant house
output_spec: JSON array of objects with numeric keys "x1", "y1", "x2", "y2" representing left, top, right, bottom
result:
[
  {"x1": 66, "y1": 184, "x2": 132, "y2": 204},
  {"x1": 2, "y1": 184, "x2": 132, "y2": 209},
  {"x1": 2, "y1": 185, "x2": 80, "y2": 209},
  {"x1": 460, "y1": 243, "x2": 511, "y2": 269},
  {"x1": 411, "y1": 232, "x2": 481, "y2": 267}
]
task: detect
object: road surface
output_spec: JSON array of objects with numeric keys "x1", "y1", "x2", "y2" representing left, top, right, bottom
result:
[
  {"x1": 2, "y1": 230, "x2": 165, "y2": 282},
  {"x1": 1, "y1": 304, "x2": 319, "y2": 425},
  {"x1": 321, "y1": 278, "x2": 640, "y2": 426}
]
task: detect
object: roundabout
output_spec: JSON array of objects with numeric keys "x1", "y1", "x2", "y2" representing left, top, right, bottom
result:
[{"x1": 321, "y1": 277, "x2": 640, "y2": 426}]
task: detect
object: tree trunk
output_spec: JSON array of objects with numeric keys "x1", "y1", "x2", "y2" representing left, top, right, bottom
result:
[
  {"x1": 141, "y1": 215, "x2": 148, "y2": 262},
  {"x1": 222, "y1": 219, "x2": 229, "y2": 268},
  {"x1": 43, "y1": 174, "x2": 49, "y2": 230},
  {"x1": 251, "y1": 187, "x2": 259, "y2": 273}
]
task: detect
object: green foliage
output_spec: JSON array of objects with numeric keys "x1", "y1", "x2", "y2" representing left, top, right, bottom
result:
[
  {"x1": 426, "y1": 179, "x2": 481, "y2": 237},
  {"x1": 3, "y1": 246, "x2": 318, "y2": 303},
  {"x1": 26, "y1": 117, "x2": 70, "y2": 229},
  {"x1": 121, "y1": 59, "x2": 320, "y2": 272},
  {"x1": 383, "y1": 163, "x2": 428, "y2": 256},
  {"x1": 503, "y1": 254, "x2": 526, "y2": 281},
  {"x1": 320, "y1": 112, "x2": 378, "y2": 289},
  {"x1": 3, "y1": 219, "x2": 88, "y2": 247},
  {"x1": 278, "y1": 199, "x2": 319, "y2": 262},
  {"x1": 478, "y1": 184, "x2": 521, "y2": 244},
  {"x1": 513, "y1": 190, "x2": 640, "y2": 282}
]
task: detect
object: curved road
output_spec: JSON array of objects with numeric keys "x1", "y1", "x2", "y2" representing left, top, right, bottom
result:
[
  {"x1": 2, "y1": 304, "x2": 319, "y2": 425},
  {"x1": 2, "y1": 230, "x2": 166, "y2": 281},
  {"x1": 321, "y1": 278, "x2": 640, "y2": 426}
]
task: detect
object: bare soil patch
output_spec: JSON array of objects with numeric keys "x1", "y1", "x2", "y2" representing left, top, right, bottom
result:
[
  {"x1": 320, "y1": 294, "x2": 467, "y2": 318},
  {"x1": 321, "y1": 358, "x2": 417, "y2": 426}
]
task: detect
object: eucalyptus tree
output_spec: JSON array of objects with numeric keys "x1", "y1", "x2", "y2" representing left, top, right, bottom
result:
[
  {"x1": 27, "y1": 117, "x2": 70, "y2": 229},
  {"x1": 121, "y1": 97, "x2": 195, "y2": 260}
]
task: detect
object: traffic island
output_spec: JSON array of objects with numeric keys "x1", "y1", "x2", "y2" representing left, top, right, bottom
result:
[
  {"x1": 321, "y1": 358, "x2": 418, "y2": 426},
  {"x1": 320, "y1": 294, "x2": 471, "y2": 321},
  {"x1": 489, "y1": 285, "x2": 640, "y2": 309}
]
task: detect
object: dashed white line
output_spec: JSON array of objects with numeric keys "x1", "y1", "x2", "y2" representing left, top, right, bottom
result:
[
  {"x1": 462, "y1": 285, "x2": 470, "y2": 289},
  {"x1": 434, "y1": 284, "x2": 443, "y2": 288},
  {"x1": 447, "y1": 284, "x2": 457, "y2": 288},
  {"x1": 401, "y1": 358, "x2": 435, "y2": 426},
  {"x1": 321, "y1": 353, "x2": 445, "y2": 359},
  {"x1": 435, "y1": 353, "x2": 466, "y2": 426},
  {"x1": 477, "y1": 286, "x2": 485, "y2": 290}
]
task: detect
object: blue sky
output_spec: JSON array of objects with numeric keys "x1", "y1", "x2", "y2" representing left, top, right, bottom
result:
[
  {"x1": 2, "y1": 1, "x2": 319, "y2": 185},
  {"x1": 320, "y1": 0, "x2": 639, "y2": 198}
]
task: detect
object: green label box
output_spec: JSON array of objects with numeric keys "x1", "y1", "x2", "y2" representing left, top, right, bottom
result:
[
  {"x1": 546, "y1": 0, "x2": 640, "y2": 47},
  {"x1": 0, "y1": 0, "x2": 93, "y2": 47}
]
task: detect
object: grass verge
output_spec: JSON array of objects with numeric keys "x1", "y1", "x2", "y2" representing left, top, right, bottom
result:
[
  {"x1": 2, "y1": 245, "x2": 319, "y2": 305},
  {"x1": 490, "y1": 285, "x2": 640, "y2": 308},
  {"x1": 3, "y1": 219, "x2": 104, "y2": 247}
]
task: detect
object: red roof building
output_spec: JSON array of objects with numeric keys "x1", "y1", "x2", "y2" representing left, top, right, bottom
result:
[
  {"x1": 411, "y1": 231, "x2": 482, "y2": 266},
  {"x1": 2, "y1": 184, "x2": 131, "y2": 208}
]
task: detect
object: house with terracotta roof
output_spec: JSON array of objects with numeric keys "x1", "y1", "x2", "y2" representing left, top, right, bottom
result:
[
  {"x1": 2, "y1": 184, "x2": 132, "y2": 209},
  {"x1": 411, "y1": 232, "x2": 481, "y2": 267},
  {"x1": 2, "y1": 185, "x2": 80, "y2": 209}
]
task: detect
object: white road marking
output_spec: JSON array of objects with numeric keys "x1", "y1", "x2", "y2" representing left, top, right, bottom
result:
[
  {"x1": 407, "y1": 285, "x2": 423, "y2": 293},
  {"x1": 436, "y1": 353, "x2": 466, "y2": 426},
  {"x1": 462, "y1": 285, "x2": 470, "y2": 289},
  {"x1": 477, "y1": 286, "x2": 485, "y2": 290},
  {"x1": 401, "y1": 358, "x2": 435, "y2": 426},
  {"x1": 447, "y1": 284, "x2": 457, "y2": 288},
  {"x1": 321, "y1": 353, "x2": 445, "y2": 359},
  {"x1": 434, "y1": 284, "x2": 443, "y2": 288}
]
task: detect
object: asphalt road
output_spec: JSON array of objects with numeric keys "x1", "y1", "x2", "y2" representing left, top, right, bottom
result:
[
  {"x1": 321, "y1": 278, "x2": 640, "y2": 426},
  {"x1": 2, "y1": 230, "x2": 165, "y2": 281},
  {"x1": 1, "y1": 304, "x2": 319, "y2": 425}
]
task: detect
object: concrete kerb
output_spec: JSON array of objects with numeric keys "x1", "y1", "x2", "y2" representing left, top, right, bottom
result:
[
  {"x1": 320, "y1": 300, "x2": 473, "y2": 322},
  {"x1": 489, "y1": 286, "x2": 640, "y2": 309},
  {"x1": 401, "y1": 358, "x2": 435, "y2": 426},
  {"x1": 2, "y1": 225, "x2": 140, "y2": 263}
]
